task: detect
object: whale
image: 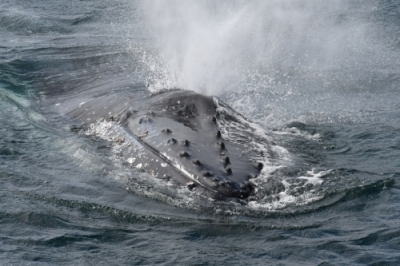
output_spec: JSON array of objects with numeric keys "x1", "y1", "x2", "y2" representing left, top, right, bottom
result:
[{"x1": 59, "y1": 89, "x2": 282, "y2": 201}]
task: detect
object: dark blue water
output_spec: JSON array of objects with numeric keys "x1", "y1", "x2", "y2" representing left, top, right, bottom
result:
[{"x1": 1, "y1": 0, "x2": 400, "y2": 265}]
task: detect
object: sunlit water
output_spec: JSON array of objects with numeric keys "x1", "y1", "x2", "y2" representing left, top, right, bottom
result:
[{"x1": 1, "y1": 0, "x2": 400, "y2": 265}]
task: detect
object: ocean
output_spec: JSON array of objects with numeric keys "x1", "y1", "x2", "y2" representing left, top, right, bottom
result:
[{"x1": 1, "y1": 0, "x2": 400, "y2": 265}]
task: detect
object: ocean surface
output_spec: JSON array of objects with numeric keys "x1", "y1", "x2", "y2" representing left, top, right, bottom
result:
[{"x1": 1, "y1": 0, "x2": 400, "y2": 265}]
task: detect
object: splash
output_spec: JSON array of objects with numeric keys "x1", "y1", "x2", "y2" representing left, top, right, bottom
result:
[{"x1": 139, "y1": 0, "x2": 377, "y2": 96}]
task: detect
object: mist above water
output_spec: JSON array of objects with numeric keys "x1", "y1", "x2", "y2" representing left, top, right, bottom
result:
[{"x1": 139, "y1": 0, "x2": 382, "y2": 96}]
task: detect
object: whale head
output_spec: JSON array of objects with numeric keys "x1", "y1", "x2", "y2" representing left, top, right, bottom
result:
[{"x1": 67, "y1": 89, "x2": 280, "y2": 201}]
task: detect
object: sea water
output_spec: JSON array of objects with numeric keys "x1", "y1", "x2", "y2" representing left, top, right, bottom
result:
[{"x1": 1, "y1": 0, "x2": 400, "y2": 264}]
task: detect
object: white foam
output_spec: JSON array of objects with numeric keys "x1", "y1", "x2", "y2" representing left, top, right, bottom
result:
[
  {"x1": 299, "y1": 169, "x2": 332, "y2": 185},
  {"x1": 127, "y1": 157, "x2": 136, "y2": 164},
  {"x1": 210, "y1": 99, "x2": 334, "y2": 210}
]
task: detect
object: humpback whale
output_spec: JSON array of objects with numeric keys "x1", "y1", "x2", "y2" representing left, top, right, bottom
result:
[{"x1": 61, "y1": 89, "x2": 281, "y2": 201}]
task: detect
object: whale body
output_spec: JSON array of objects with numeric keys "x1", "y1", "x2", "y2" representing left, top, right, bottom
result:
[{"x1": 61, "y1": 89, "x2": 280, "y2": 201}]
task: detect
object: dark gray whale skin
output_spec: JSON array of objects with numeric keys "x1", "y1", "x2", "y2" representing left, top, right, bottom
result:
[{"x1": 66, "y1": 89, "x2": 264, "y2": 200}]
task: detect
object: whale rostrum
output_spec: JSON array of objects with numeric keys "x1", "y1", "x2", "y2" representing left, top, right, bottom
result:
[{"x1": 67, "y1": 90, "x2": 269, "y2": 200}]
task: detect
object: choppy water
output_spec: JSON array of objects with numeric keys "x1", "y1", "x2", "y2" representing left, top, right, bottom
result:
[{"x1": 1, "y1": 0, "x2": 400, "y2": 265}]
